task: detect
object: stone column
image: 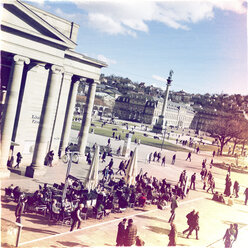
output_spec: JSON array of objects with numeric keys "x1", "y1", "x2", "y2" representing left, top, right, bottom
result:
[
  {"x1": 78, "y1": 79, "x2": 97, "y2": 158},
  {"x1": 0, "y1": 55, "x2": 30, "y2": 178},
  {"x1": 25, "y1": 65, "x2": 63, "y2": 178},
  {"x1": 153, "y1": 71, "x2": 173, "y2": 133},
  {"x1": 49, "y1": 72, "x2": 73, "y2": 159},
  {"x1": 157, "y1": 82, "x2": 171, "y2": 128},
  {"x1": 60, "y1": 77, "x2": 80, "y2": 156}
]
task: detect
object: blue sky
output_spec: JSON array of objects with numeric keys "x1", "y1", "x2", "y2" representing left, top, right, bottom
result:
[{"x1": 26, "y1": 0, "x2": 247, "y2": 95}]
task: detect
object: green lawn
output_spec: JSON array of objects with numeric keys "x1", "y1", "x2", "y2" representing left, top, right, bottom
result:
[{"x1": 72, "y1": 121, "x2": 188, "y2": 152}]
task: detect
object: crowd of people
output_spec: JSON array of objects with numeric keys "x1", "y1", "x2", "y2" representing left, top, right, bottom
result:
[
  {"x1": 4, "y1": 129, "x2": 248, "y2": 247},
  {"x1": 146, "y1": 151, "x2": 176, "y2": 166}
]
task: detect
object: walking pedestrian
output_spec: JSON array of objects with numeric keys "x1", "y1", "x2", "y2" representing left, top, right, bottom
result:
[
  {"x1": 47, "y1": 150, "x2": 54, "y2": 167},
  {"x1": 157, "y1": 152, "x2": 161, "y2": 162},
  {"x1": 182, "y1": 210, "x2": 195, "y2": 235},
  {"x1": 15, "y1": 196, "x2": 26, "y2": 223},
  {"x1": 101, "y1": 151, "x2": 107, "y2": 162},
  {"x1": 116, "y1": 218, "x2": 127, "y2": 246},
  {"x1": 179, "y1": 170, "x2": 186, "y2": 188},
  {"x1": 70, "y1": 204, "x2": 84, "y2": 231},
  {"x1": 223, "y1": 224, "x2": 235, "y2": 248},
  {"x1": 107, "y1": 158, "x2": 114, "y2": 170},
  {"x1": 228, "y1": 165, "x2": 231, "y2": 175},
  {"x1": 168, "y1": 222, "x2": 177, "y2": 246},
  {"x1": 224, "y1": 175, "x2": 232, "y2": 197},
  {"x1": 196, "y1": 147, "x2": 200, "y2": 154},
  {"x1": 102, "y1": 166, "x2": 109, "y2": 182},
  {"x1": 190, "y1": 173, "x2": 196, "y2": 190},
  {"x1": 153, "y1": 151, "x2": 157, "y2": 161},
  {"x1": 206, "y1": 177, "x2": 215, "y2": 194},
  {"x1": 124, "y1": 219, "x2": 137, "y2": 246},
  {"x1": 168, "y1": 196, "x2": 178, "y2": 223},
  {"x1": 171, "y1": 154, "x2": 176, "y2": 165},
  {"x1": 116, "y1": 160, "x2": 126, "y2": 176},
  {"x1": 148, "y1": 152, "x2": 153, "y2": 163},
  {"x1": 233, "y1": 181, "x2": 239, "y2": 198},
  {"x1": 186, "y1": 152, "x2": 191, "y2": 162},
  {"x1": 233, "y1": 223, "x2": 238, "y2": 243},
  {"x1": 244, "y1": 187, "x2": 248, "y2": 205},
  {"x1": 14, "y1": 152, "x2": 23, "y2": 169},
  {"x1": 161, "y1": 156, "x2": 166, "y2": 166},
  {"x1": 186, "y1": 211, "x2": 199, "y2": 240}
]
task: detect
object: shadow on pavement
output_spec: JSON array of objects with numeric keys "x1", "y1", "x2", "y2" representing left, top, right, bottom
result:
[
  {"x1": 57, "y1": 241, "x2": 88, "y2": 247},
  {"x1": 22, "y1": 226, "x2": 59, "y2": 235},
  {"x1": 1, "y1": 202, "x2": 16, "y2": 211},
  {"x1": 145, "y1": 225, "x2": 170, "y2": 235},
  {"x1": 136, "y1": 214, "x2": 167, "y2": 223}
]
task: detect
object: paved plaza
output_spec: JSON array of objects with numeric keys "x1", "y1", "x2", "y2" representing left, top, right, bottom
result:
[{"x1": 1, "y1": 131, "x2": 248, "y2": 247}]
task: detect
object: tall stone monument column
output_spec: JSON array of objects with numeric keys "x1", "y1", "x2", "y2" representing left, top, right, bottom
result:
[
  {"x1": 78, "y1": 79, "x2": 97, "y2": 160},
  {"x1": 152, "y1": 70, "x2": 173, "y2": 133},
  {"x1": 60, "y1": 77, "x2": 80, "y2": 156},
  {"x1": 0, "y1": 55, "x2": 30, "y2": 178},
  {"x1": 25, "y1": 65, "x2": 63, "y2": 178}
]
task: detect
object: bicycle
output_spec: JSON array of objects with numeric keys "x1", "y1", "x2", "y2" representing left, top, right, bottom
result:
[{"x1": 62, "y1": 151, "x2": 79, "y2": 164}]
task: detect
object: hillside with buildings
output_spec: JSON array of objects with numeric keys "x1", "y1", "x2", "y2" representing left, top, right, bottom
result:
[{"x1": 75, "y1": 73, "x2": 248, "y2": 131}]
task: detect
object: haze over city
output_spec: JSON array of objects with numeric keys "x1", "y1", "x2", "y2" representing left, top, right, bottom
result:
[{"x1": 25, "y1": 0, "x2": 248, "y2": 95}]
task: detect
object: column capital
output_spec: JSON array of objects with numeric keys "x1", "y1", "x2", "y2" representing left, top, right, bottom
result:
[
  {"x1": 13, "y1": 55, "x2": 30, "y2": 65},
  {"x1": 63, "y1": 72, "x2": 73, "y2": 81},
  {"x1": 51, "y1": 65, "x2": 64, "y2": 74}
]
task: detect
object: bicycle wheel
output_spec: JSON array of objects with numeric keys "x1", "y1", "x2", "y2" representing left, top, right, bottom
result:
[
  {"x1": 72, "y1": 154, "x2": 79, "y2": 164},
  {"x1": 62, "y1": 154, "x2": 68, "y2": 163}
]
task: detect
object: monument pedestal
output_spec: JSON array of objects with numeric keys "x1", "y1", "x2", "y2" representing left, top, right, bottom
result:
[
  {"x1": 122, "y1": 133, "x2": 133, "y2": 158},
  {"x1": 152, "y1": 124, "x2": 163, "y2": 134},
  {"x1": 25, "y1": 165, "x2": 47, "y2": 178}
]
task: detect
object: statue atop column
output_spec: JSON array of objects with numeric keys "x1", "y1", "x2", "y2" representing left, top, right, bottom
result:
[
  {"x1": 167, "y1": 70, "x2": 173, "y2": 85},
  {"x1": 152, "y1": 70, "x2": 174, "y2": 133}
]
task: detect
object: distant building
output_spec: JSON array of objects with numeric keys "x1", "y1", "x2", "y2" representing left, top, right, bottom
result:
[{"x1": 113, "y1": 93, "x2": 195, "y2": 128}]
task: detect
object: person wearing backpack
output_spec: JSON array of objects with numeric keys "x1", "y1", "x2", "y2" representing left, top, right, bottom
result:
[{"x1": 182, "y1": 209, "x2": 195, "y2": 235}]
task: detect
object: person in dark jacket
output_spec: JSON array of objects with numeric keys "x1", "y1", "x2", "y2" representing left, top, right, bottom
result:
[
  {"x1": 116, "y1": 218, "x2": 127, "y2": 246},
  {"x1": 168, "y1": 222, "x2": 177, "y2": 246},
  {"x1": 190, "y1": 173, "x2": 196, "y2": 190},
  {"x1": 182, "y1": 209, "x2": 195, "y2": 235},
  {"x1": 14, "y1": 152, "x2": 23, "y2": 169},
  {"x1": 233, "y1": 181, "x2": 239, "y2": 198},
  {"x1": 70, "y1": 204, "x2": 84, "y2": 231},
  {"x1": 107, "y1": 158, "x2": 114, "y2": 170},
  {"x1": 124, "y1": 219, "x2": 137, "y2": 246},
  {"x1": 101, "y1": 151, "x2": 107, "y2": 162},
  {"x1": 186, "y1": 211, "x2": 199, "y2": 239},
  {"x1": 171, "y1": 154, "x2": 176, "y2": 165}
]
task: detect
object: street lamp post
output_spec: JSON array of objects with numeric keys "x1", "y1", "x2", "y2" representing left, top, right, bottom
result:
[
  {"x1": 62, "y1": 151, "x2": 77, "y2": 201},
  {"x1": 161, "y1": 121, "x2": 167, "y2": 151}
]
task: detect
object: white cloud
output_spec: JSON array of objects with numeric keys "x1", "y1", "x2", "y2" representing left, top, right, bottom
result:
[
  {"x1": 73, "y1": 0, "x2": 247, "y2": 35},
  {"x1": 54, "y1": 8, "x2": 78, "y2": 20},
  {"x1": 152, "y1": 75, "x2": 167, "y2": 82},
  {"x1": 97, "y1": 54, "x2": 117, "y2": 65}
]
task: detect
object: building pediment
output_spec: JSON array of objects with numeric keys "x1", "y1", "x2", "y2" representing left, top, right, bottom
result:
[{"x1": 2, "y1": 0, "x2": 76, "y2": 49}]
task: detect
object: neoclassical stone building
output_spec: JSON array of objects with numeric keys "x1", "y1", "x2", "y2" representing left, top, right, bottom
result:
[
  {"x1": 0, "y1": 0, "x2": 106, "y2": 178},
  {"x1": 113, "y1": 93, "x2": 195, "y2": 128}
]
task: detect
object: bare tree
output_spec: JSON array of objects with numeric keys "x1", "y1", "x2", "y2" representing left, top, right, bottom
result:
[{"x1": 207, "y1": 117, "x2": 242, "y2": 155}]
